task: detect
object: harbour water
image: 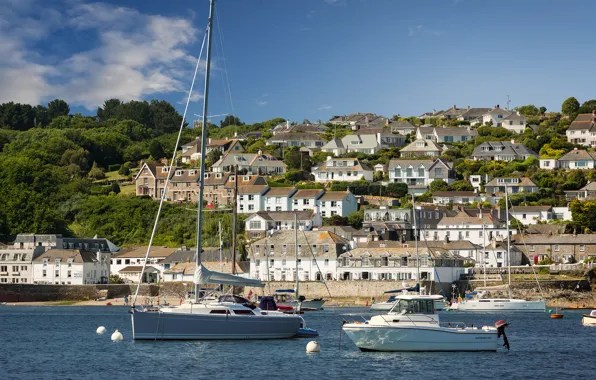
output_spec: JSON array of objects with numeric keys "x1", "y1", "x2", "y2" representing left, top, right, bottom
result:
[{"x1": 1, "y1": 306, "x2": 595, "y2": 379}]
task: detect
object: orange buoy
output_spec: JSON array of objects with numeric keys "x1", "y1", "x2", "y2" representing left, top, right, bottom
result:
[{"x1": 551, "y1": 314, "x2": 564, "y2": 319}]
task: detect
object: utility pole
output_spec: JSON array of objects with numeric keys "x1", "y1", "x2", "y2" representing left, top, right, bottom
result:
[{"x1": 231, "y1": 165, "x2": 238, "y2": 275}]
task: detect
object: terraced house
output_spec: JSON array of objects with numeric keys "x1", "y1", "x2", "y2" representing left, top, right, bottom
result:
[
  {"x1": 565, "y1": 113, "x2": 596, "y2": 146},
  {"x1": 388, "y1": 159, "x2": 455, "y2": 194},
  {"x1": 311, "y1": 156, "x2": 373, "y2": 182}
]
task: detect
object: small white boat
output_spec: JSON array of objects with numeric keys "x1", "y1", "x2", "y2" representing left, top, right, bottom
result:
[
  {"x1": 455, "y1": 290, "x2": 546, "y2": 312},
  {"x1": 344, "y1": 294, "x2": 506, "y2": 352},
  {"x1": 582, "y1": 310, "x2": 596, "y2": 326}
]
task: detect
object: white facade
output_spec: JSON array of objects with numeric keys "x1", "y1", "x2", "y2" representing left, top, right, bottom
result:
[
  {"x1": 432, "y1": 193, "x2": 480, "y2": 205},
  {"x1": 341, "y1": 134, "x2": 379, "y2": 154},
  {"x1": 312, "y1": 157, "x2": 373, "y2": 183},
  {"x1": 32, "y1": 251, "x2": 110, "y2": 285},
  {"x1": 469, "y1": 174, "x2": 491, "y2": 191},
  {"x1": 552, "y1": 206, "x2": 572, "y2": 221},
  {"x1": 510, "y1": 209, "x2": 552, "y2": 225},
  {"x1": 482, "y1": 107, "x2": 511, "y2": 126},
  {"x1": 237, "y1": 191, "x2": 267, "y2": 213},
  {"x1": 479, "y1": 243, "x2": 522, "y2": 268},
  {"x1": 251, "y1": 257, "x2": 337, "y2": 281},
  {"x1": 262, "y1": 190, "x2": 295, "y2": 212},
  {"x1": 317, "y1": 192, "x2": 358, "y2": 217}
]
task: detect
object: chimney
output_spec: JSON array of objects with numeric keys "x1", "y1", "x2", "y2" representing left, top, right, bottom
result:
[
  {"x1": 453, "y1": 104, "x2": 456, "y2": 110},
  {"x1": 286, "y1": 120, "x2": 290, "y2": 129},
  {"x1": 467, "y1": 105, "x2": 470, "y2": 110},
  {"x1": 496, "y1": 104, "x2": 500, "y2": 109},
  {"x1": 516, "y1": 111, "x2": 521, "y2": 116}
]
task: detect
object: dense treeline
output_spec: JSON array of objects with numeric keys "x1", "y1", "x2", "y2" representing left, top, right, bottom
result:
[{"x1": 0, "y1": 98, "x2": 264, "y2": 247}]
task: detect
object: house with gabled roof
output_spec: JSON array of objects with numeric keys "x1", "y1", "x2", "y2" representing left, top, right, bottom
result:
[
  {"x1": 311, "y1": 156, "x2": 373, "y2": 183},
  {"x1": 340, "y1": 133, "x2": 380, "y2": 154},
  {"x1": 244, "y1": 210, "x2": 322, "y2": 239},
  {"x1": 389, "y1": 120, "x2": 417, "y2": 135},
  {"x1": 399, "y1": 139, "x2": 445, "y2": 158},
  {"x1": 320, "y1": 137, "x2": 346, "y2": 156},
  {"x1": 432, "y1": 191, "x2": 480, "y2": 205},
  {"x1": 388, "y1": 159, "x2": 455, "y2": 194},
  {"x1": 565, "y1": 113, "x2": 596, "y2": 146},
  {"x1": 540, "y1": 148, "x2": 596, "y2": 170},
  {"x1": 564, "y1": 181, "x2": 596, "y2": 201},
  {"x1": 317, "y1": 191, "x2": 357, "y2": 217},
  {"x1": 180, "y1": 138, "x2": 244, "y2": 163},
  {"x1": 509, "y1": 206, "x2": 553, "y2": 225},
  {"x1": 290, "y1": 189, "x2": 325, "y2": 212},
  {"x1": 500, "y1": 112, "x2": 528, "y2": 134},
  {"x1": 482, "y1": 105, "x2": 512, "y2": 126},
  {"x1": 471, "y1": 140, "x2": 538, "y2": 161},
  {"x1": 212, "y1": 151, "x2": 286, "y2": 175},
  {"x1": 484, "y1": 177, "x2": 538, "y2": 194},
  {"x1": 266, "y1": 132, "x2": 326, "y2": 148},
  {"x1": 457, "y1": 107, "x2": 491, "y2": 124},
  {"x1": 262, "y1": 187, "x2": 297, "y2": 212},
  {"x1": 433, "y1": 126, "x2": 477, "y2": 143},
  {"x1": 416, "y1": 126, "x2": 435, "y2": 140},
  {"x1": 32, "y1": 249, "x2": 111, "y2": 285}
]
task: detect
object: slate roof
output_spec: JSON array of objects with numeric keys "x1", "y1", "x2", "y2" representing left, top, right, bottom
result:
[
  {"x1": 472, "y1": 141, "x2": 538, "y2": 158},
  {"x1": 510, "y1": 206, "x2": 552, "y2": 213},
  {"x1": 290, "y1": 189, "x2": 324, "y2": 199},
  {"x1": 400, "y1": 139, "x2": 444, "y2": 153},
  {"x1": 458, "y1": 108, "x2": 491, "y2": 119},
  {"x1": 267, "y1": 132, "x2": 325, "y2": 143},
  {"x1": 263, "y1": 187, "x2": 296, "y2": 197},
  {"x1": 433, "y1": 191, "x2": 476, "y2": 197},
  {"x1": 318, "y1": 191, "x2": 350, "y2": 201},
  {"x1": 237, "y1": 185, "x2": 269, "y2": 195},
  {"x1": 485, "y1": 177, "x2": 537, "y2": 188},
  {"x1": 114, "y1": 246, "x2": 177, "y2": 258},
  {"x1": 32, "y1": 249, "x2": 99, "y2": 263},
  {"x1": 434, "y1": 127, "x2": 477, "y2": 137},
  {"x1": 322, "y1": 137, "x2": 344, "y2": 150},
  {"x1": 567, "y1": 114, "x2": 596, "y2": 131},
  {"x1": 558, "y1": 149, "x2": 596, "y2": 161},
  {"x1": 520, "y1": 234, "x2": 596, "y2": 244},
  {"x1": 248, "y1": 210, "x2": 314, "y2": 222}
]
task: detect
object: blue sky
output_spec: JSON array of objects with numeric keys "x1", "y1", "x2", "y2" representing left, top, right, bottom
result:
[{"x1": 1, "y1": 0, "x2": 595, "y2": 124}]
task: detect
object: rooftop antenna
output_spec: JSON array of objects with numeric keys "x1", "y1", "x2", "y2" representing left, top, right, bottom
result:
[{"x1": 506, "y1": 95, "x2": 511, "y2": 111}]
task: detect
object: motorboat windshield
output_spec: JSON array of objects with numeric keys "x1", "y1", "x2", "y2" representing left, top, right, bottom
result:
[{"x1": 388, "y1": 296, "x2": 443, "y2": 314}]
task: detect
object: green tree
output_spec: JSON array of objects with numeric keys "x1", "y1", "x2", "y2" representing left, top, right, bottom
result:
[
  {"x1": 47, "y1": 99, "x2": 70, "y2": 120},
  {"x1": 429, "y1": 179, "x2": 448, "y2": 193},
  {"x1": 283, "y1": 147, "x2": 312, "y2": 171},
  {"x1": 578, "y1": 100, "x2": 596, "y2": 115},
  {"x1": 149, "y1": 99, "x2": 185, "y2": 135},
  {"x1": 373, "y1": 171, "x2": 383, "y2": 182},
  {"x1": 561, "y1": 97, "x2": 580, "y2": 116},
  {"x1": 220, "y1": 115, "x2": 244, "y2": 128},
  {"x1": 347, "y1": 209, "x2": 364, "y2": 229},
  {"x1": 539, "y1": 106, "x2": 547, "y2": 115},
  {"x1": 0, "y1": 102, "x2": 36, "y2": 130},
  {"x1": 149, "y1": 140, "x2": 165, "y2": 160},
  {"x1": 515, "y1": 104, "x2": 540, "y2": 117},
  {"x1": 97, "y1": 99, "x2": 122, "y2": 121},
  {"x1": 449, "y1": 180, "x2": 474, "y2": 192},
  {"x1": 116, "y1": 100, "x2": 152, "y2": 128},
  {"x1": 34, "y1": 105, "x2": 49, "y2": 127},
  {"x1": 570, "y1": 200, "x2": 596, "y2": 232},
  {"x1": 88, "y1": 162, "x2": 105, "y2": 180}
]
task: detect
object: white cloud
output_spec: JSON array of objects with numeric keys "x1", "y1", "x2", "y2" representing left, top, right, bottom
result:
[
  {"x1": 318, "y1": 104, "x2": 332, "y2": 111},
  {"x1": 0, "y1": 0, "x2": 202, "y2": 108},
  {"x1": 256, "y1": 100, "x2": 268, "y2": 106}
]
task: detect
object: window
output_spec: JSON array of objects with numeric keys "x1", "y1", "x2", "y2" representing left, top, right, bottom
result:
[
  {"x1": 435, "y1": 168, "x2": 442, "y2": 176},
  {"x1": 249, "y1": 220, "x2": 261, "y2": 230},
  {"x1": 394, "y1": 168, "x2": 401, "y2": 177},
  {"x1": 248, "y1": 195, "x2": 255, "y2": 201},
  {"x1": 42, "y1": 270, "x2": 47, "y2": 277},
  {"x1": 0, "y1": 265, "x2": 6, "y2": 272},
  {"x1": 12, "y1": 265, "x2": 18, "y2": 272},
  {"x1": 530, "y1": 245, "x2": 535, "y2": 252},
  {"x1": 248, "y1": 205, "x2": 254, "y2": 211},
  {"x1": 497, "y1": 252, "x2": 503, "y2": 259},
  {"x1": 20, "y1": 266, "x2": 27, "y2": 271},
  {"x1": 67, "y1": 271, "x2": 72, "y2": 278},
  {"x1": 418, "y1": 168, "x2": 424, "y2": 177},
  {"x1": 55, "y1": 270, "x2": 59, "y2": 277},
  {"x1": 580, "y1": 245, "x2": 585, "y2": 252},
  {"x1": 554, "y1": 244, "x2": 559, "y2": 252}
]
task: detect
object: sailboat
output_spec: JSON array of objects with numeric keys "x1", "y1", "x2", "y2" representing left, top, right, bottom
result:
[
  {"x1": 130, "y1": 0, "x2": 304, "y2": 340},
  {"x1": 342, "y1": 195, "x2": 506, "y2": 352},
  {"x1": 453, "y1": 186, "x2": 546, "y2": 313}
]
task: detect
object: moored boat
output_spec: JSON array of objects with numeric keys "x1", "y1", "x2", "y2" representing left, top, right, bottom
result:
[
  {"x1": 343, "y1": 294, "x2": 505, "y2": 352},
  {"x1": 582, "y1": 310, "x2": 596, "y2": 326}
]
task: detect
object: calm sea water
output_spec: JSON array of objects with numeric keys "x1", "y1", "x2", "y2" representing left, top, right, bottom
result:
[{"x1": 1, "y1": 306, "x2": 594, "y2": 380}]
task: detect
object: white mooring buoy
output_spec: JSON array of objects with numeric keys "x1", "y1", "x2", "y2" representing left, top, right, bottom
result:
[
  {"x1": 306, "y1": 341, "x2": 320, "y2": 353},
  {"x1": 111, "y1": 329, "x2": 124, "y2": 342},
  {"x1": 96, "y1": 326, "x2": 106, "y2": 335}
]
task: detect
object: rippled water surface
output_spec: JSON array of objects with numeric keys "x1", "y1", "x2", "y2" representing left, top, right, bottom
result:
[{"x1": 1, "y1": 306, "x2": 594, "y2": 379}]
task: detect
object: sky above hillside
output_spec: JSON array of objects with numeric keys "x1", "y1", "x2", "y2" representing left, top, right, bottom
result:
[{"x1": 1, "y1": 0, "x2": 594, "y2": 123}]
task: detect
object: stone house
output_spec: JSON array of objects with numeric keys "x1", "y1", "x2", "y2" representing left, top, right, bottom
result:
[{"x1": 518, "y1": 234, "x2": 596, "y2": 264}]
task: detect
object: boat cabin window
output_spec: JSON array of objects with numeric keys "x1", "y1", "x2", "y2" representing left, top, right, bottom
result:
[
  {"x1": 392, "y1": 299, "x2": 435, "y2": 314},
  {"x1": 209, "y1": 309, "x2": 228, "y2": 314},
  {"x1": 232, "y1": 309, "x2": 255, "y2": 315}
]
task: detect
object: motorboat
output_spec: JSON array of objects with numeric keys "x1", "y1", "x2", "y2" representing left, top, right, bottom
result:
[
  {"x1": 273, "y1": 289, "x2": 325, "y2": 311},
  {"x1": 454, "y1": 289, "x2": 546, "y2": 312},
  {"x1": 343, "y1": 294, "x2": 506, "y2": 352},
  {"x1": 582, "y1": 310, "x2": 596, "y2": 326}
]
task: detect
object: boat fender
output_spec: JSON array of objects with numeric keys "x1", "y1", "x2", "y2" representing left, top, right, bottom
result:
[
  {"x1": 96, "y1": 326, "x2": 106, "y2": 335},
  {"x1": 111, "y1": 330, "x2": 124, "y2": 342},
  {"x1": 306, "y1": 341, "x2": 320, "y2": 353}
]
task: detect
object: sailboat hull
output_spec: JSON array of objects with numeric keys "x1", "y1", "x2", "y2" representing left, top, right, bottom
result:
[
  {"x1": 131, "y1": 310, "x2": 302, "y2": 340},
  {"x1": 455, "y1": 299, "x2": 546, "y2": 312}
]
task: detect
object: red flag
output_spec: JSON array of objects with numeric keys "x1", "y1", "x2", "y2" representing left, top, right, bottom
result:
[{"x1": 247, "y1": 290, "x2": 253, "y2": 300}]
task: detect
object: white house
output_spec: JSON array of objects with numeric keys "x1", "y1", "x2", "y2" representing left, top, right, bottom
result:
[
  {"x1": 320, "y1": 138, "x2": 346, "y2": 156},
  {"x1": 469, "y1": 174, "x2": 492, "y2": 191},
  {"x1": 565, "y1": 113, "x2": 596, "y2": 146},
  {"x1": 290, "y1": 189, "x2": 325, "y2": 212},
  {"x1": 432, "y1": 191, "x2": 480, "y2": 205},
  {"x1": 32, "y1": 249, "x2": 110, "y2": 285},
  {"x1": 423, "y1": 209, "x2": 511, "y2": 246},
  {"x1": 248, "y1": 230, "x2": 348, "y2": 281},
  {"x1": 388, "y1": 159, "x2": 456, "y2": 191},
  {"x1": 484, "y1": 177, "x2": 538, "y2": 194},
  {"x1": 479, "y1": 241, "x2": 522, "y2": 268},
  {"x1": 212, "y1": 152, "x2": 287, "y2": 175},
  {"x1": 262, "y1": 187, "x2": 296, "y2": 212},
  {"x1": 399, "y1": 139, "x2": 445, "y2": 158},
  {"x1": 311, "y1": 156, "x2": 373, "y2": 183},
  {"x1": 540, "y1": 148, "x2": 596, "y2": 170},
  {"x1": 244, "y1": 210, "x2": 323, "y2": 240},
  {"x1": 482, "y1": 105, "x2": 512, "y2": 126},
  {"x1": 509, "y1": 206, "x2": 553, "y2": 225},
  {"x1": 433, "y1": 126, "x2": 477, "y2": 143},
  {"x1": 336, "y1": 247, "x2": 466, "y2": 283},
  {"x1": 317, "y1": 191, "x2": 358, "y2": 217},
  {"x1": 472, "y1": 141, "x2": 538, "y2": 161},
  {"x1": 500, "y1": 113, "x2": 528, "y2": 134},
  {"x1": 237, "y1": 183, "x2": 270, "y2": 213},
  {"x1": 341, "y1": 134, "x2": 380, "y2": 154},
  {"x1": 110, "y1": 246, "x2": 176, "y2": 283}
]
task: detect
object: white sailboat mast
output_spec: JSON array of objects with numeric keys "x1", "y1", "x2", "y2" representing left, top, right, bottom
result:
[
  {"x1": 411, "y1": 194, "x2": 420, "y2": 293},
  {"x1": 294, "y1": 212, "x2": 300, "y2": 308},
  {"x1": 482, "y1": 223, "x2": 486, "y2": 287},
  {"x1": 504, "y1": 185, "x2": 511, "y2": 288},
  {"x1": 195, "y1": 0, "x2": 216, "y2": 302}
]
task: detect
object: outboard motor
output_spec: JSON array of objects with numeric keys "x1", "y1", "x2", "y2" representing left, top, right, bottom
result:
[
  {"x1": 258, "y1": 296, "x2": 277, "y2": 311},
  {"x1": 495, "y1": 319, "x2": 510, "y2": 350},
  {"x1": 298, "y1": 295, "x2": 306, "y2": 302}
]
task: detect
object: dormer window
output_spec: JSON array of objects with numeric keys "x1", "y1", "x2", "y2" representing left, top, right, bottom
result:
[
  {"x1": 230, "y1": 176, "x2": 235, "y2": 182},
  {"x1": 243, "y1": 176, "x2": 250, "y2": 181},
  {"x1": 203, "y1": 173, "x2": 208, "y2": 178},
  {"x1": 416, "y1": 142, "x2": 425, "y2": 147},
  {"x1": 175, "y1": 170, "x2": 183, "y2": 176},
  {"x1": 216, "y1": 173, "x2": 222, "y2": 178},
  {"x1": 161, "y1": 167, "x2": 170, "y2": 173}
]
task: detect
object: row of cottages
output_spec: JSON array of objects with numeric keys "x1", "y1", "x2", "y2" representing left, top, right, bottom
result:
[
  {"x1": 399, "y1": 139, "x2": 446, "y2": 158},
  {"x1": 415, "y1": 126, "x2": 477, "y2": 143},
  {"x1": 328, "y1": 113, "x2": 388, "y2": 131},
  {"x1": 509, "y1": 206, "x2": 572, "y2": 225},
  {"x1": 518, "y1": 234, "x2": 596, "y2": 264},
  {"x1": 471, "y1": 140, "x2": 538, "y2": 161},
  {"x1": 244, "y1": 210, "x2": 323, "y2": 240},
  {"x1": 270, "y1": 122, "x2": 327, "y2": 136},
  {"x1": 565, "y1": 113, "x2": 596, "y2": 146},
  {"x1": 211, "y1": 151, "x2": 287, "y2": 175},
  {"x1": 387, "y1": 159, "x2": 456, "y2": 194},
  {"x1": 540, "y1": 149, "x2": 596, "y2": 170},
  {"x1": 248, "y1": 230, "x2": 348, "y2": 281},
  {"x1": 432, "y1": 191, "x2": 483, "y2": 206},
  {"x1": 266, "y1": 132, "x2": 326, "y2": 148},
  {"x1": 0, "y1": 234, "x2": 117, "y2": 285},
  {"x1": 311, "y1": 157, "x2": 373, "y2": 183},
  {"x1": 336, "y1": 247, "x2": 466, "y2": 282},
  {"x1": 320, "y1": 131, "x2": 406, "y2": 157},
  {"x1": 180, "y1": 138, "x2": 244, "y2": 163},
  {"x1": 237, "y1": 185, "x2": 358, "y2": 217}
]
